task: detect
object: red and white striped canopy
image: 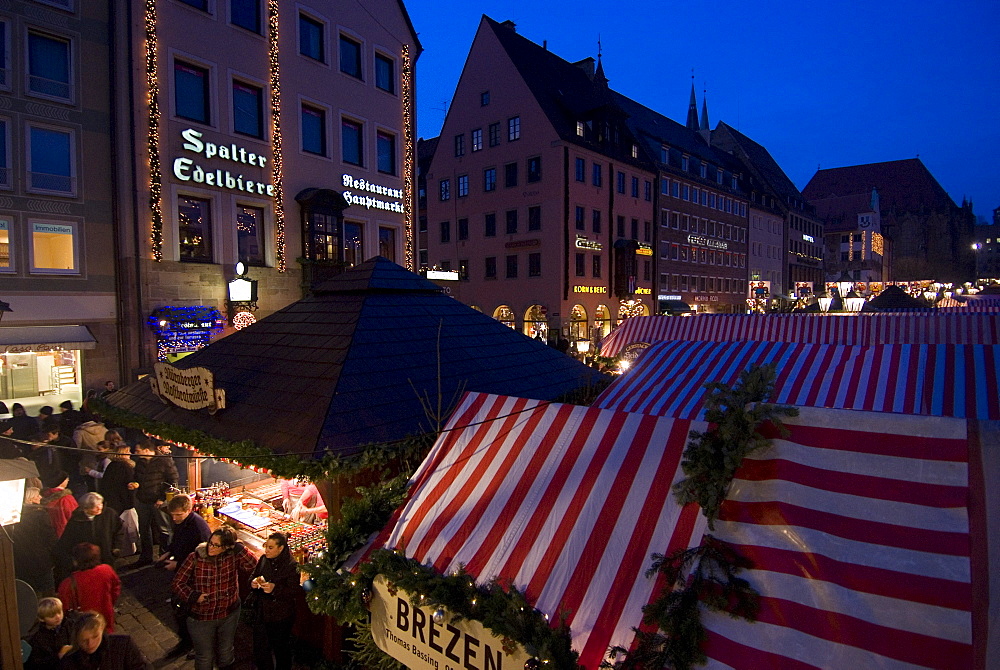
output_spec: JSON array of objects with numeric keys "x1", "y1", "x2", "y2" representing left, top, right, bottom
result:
[
  {"x1": 938, "y1": 303, "x2": 1000, "y2": 313},
  {"x1": 598, "y1": 314, "x2": 1000, "y2": 356},
  {"x1": 350, "y1": 393, "x2": 991, "y2": 668},
  {"x1": 596, "y1": 340, "x2": 1000, "y2": 420}
]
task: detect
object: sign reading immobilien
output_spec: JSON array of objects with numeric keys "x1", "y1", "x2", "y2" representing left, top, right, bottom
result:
[
  {"x1": 150, "y1": 362, "x2": 225, "y2": 414},
  {"x1": 370, "y1": 575, "x2": 530, "y2": 670}
]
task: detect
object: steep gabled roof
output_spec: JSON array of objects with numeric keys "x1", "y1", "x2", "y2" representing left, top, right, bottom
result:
[
  {"x1": 811, "y1": 192, "x2": 875, "y2": 232},
  {"x1": 712, "y1": 121, "x2": 807, "y2": 208},
  {"x1": 802, "y1": 158, "x2": 957, "y2": 213},
  {"x1": 107, "y1": 257, "x2": 605, "y2": 458}
]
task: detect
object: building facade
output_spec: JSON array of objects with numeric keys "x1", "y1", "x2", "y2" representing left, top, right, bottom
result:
[
  {"x1": 0, "y1": 0, "x2": 118, "y2": 413},
  {"x1": 812, "y1": 188, "x2": 887, "y2": 284},
  {"x1": 114, "y1": 0, "x2": 419, "y2": 374},
  {"x1": 425, "y1": 18, "x2": 657, "y2": 349}
]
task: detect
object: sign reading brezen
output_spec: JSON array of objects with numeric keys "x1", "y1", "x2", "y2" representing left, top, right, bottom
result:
[
  {"x1": 370, "y1": 575, "x2": 530, "y2": 670},
  {"x1": 149, "y1": 362, "x2": 225, "y2": 414}
]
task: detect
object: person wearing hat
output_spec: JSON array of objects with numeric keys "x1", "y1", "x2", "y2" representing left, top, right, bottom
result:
[
  {"x1": 58, "y1": 400, "x2": 85, "y2": 441},
  {"x1": 37, "y1": 405, "x2": 54, "y2": 426},
  {"x1": 0, "y1": 420, "x2": 22, "y2": 459},
  {"x1": 41, "y1": 470, "x2": 78, "y2": 537},
  {"x1": 28, "y1": 426, "x2": 65, "y2": 485},
  {"x1": 10, "y1": 403, "x2": 40, "y2": 441}
]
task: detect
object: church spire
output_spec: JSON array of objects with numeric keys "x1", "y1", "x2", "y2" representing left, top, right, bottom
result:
[
  {"x1": 700, "y1": 87, "x2": 709, "y2": 130},
  {"x1": 594, "y1": 36, "x2": 608, "y2": 86},
  {"x1": 686, "y1": 72, "x2": 699, "y2": 130}
]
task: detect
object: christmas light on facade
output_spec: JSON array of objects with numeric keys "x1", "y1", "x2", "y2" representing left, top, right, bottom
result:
[
  {"x1": 267, "y1": 0, "x2": 287, "y2": 271},
  {"x1": 401, "y1": 44, "x2": 415, "y2": 270},
  {"x1": 145, "y1": 0, "x2": 164, "y2": 261}
]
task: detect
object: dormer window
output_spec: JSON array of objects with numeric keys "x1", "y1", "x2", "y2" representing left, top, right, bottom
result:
[
  {"x1": 717, "y1": 168, "x2": 723, "y2": 184},
  {"x1": 660, "y1": 145, "x2": 668, "y2": 163},
  {"x1": 631, "y1": 144, "x2": 638, "y2": 159},
  {"x1": 700, "y1": 163, "x2": 707, "y2": 178},
  {"x1": 681, "y1": 155, "x2": 689, "y2": 171},
  {"x1": 480, "y1": 90, "x2": 490, "y2": 106},
  {"x1": 576, "y1": 121, "x2": 584, "y2": 137}
]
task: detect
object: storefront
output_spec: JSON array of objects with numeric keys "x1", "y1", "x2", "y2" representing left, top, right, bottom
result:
[
  {"x1": 149, "y1": 306, "x2": 225, "y2": 363},
  {"x1": 0, "y1": 325, "x2": 95, "y2": 414}
]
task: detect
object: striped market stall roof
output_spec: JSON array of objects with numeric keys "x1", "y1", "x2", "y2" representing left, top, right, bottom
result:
[
  {"x1": 598, "y1": 313, "x2": 1000, "y2": 356},
  {"x1": 595, "y1": 340, "x2": 1000, "y2": 420},
  {"x1": 938, "y1": 303, "x2": 1000, "y2": 313},
  {"x1": 348, "y1": 393, "x2": 992, "y2": 668}
]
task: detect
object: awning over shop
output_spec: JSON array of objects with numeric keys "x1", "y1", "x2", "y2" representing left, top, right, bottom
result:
[{"x1": 0, "y1": 325, "x2": 97, "y2": 353}]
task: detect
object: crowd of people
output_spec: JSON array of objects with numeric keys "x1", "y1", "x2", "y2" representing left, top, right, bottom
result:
[{"x1": 4, "y1": 393, "x2": 306, "y2": 669}]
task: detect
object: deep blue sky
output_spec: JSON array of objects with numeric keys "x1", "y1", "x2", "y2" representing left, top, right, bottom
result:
[{"x1": 407, "y1": 1, "x2": 1000, "y2": 221}]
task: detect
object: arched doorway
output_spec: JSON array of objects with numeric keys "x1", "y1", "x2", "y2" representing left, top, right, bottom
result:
[
  {"x1": 523, "y1": 304, "x2": 548, "y2": 341},
  {"x1": 569, "y1": 304, "x2": 588, "y2": 343},
  {"x1": 617, "y1": 299, "x2": 647, "y2": 325},
  {"x1": 493, "y1": 305, "x2": 516, "y2": 329},
  {"x1": 594, "y1": 304, "x2": 612, "y2": 341}
]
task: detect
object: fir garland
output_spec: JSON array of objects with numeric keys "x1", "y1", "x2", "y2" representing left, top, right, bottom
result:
[{"x1": 672, "y1": 363, "x2": 798, "y2": 530}]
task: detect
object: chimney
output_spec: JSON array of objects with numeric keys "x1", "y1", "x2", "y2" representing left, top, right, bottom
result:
[
  {"x1": 543, "y1": 40, "x2": 547, "y2": 50},
  {"x1": 500, "y1": 20, "x2": 516, "y2": 32}
]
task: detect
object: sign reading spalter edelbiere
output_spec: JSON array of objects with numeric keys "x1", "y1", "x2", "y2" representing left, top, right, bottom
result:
[
  {"x1": 370, "y1": 575, "x2": 530, "y2": 670},
  {"x1": 150, "y1": 362, "x2": 225, "y2": 414}
]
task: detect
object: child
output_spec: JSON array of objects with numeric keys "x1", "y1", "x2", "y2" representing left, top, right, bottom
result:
[{"x1": 23, "y1": 597, "x2": 79, "y2": 669}]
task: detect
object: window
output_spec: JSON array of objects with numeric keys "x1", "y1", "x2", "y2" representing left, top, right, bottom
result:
[
  {"x1": 174, "y1": 61, "x2": 210, "y2": 123},
  {"x1": 304, "y1": 211, "x2": 339, "y2": 260},
  {"x1": 671, "y1": 181, "x2": 679, "y2": 198},
  {"x1": 30, "y1": 220, "x2": 77, "y2": 274},
  {"x1": 700, "y1": 163, "x2": 707, "y2": 178},
  {"x1": 440, "y1": 220, "x2": 450, "y2": 243},
  {"x1": 454, "y1": 134, "x2": 465, "y2": 157},
  {"x1": 301, "y1": 104, "x2": 326, "y2": 155},
  {"x1": 458, "y1": 259, "x2": 468, "y2": 280},
  {"x1": 28, "y1": 31, "x2": 71, "y2": 101},
  {"x1": 616, "y1": 171, "x2": 625, "y2": 194},
  {"x1": 576, "y1": 121, "x2": 584, "y2": 137},
  {"x1": 644, "y1": 180, "x2": 652, "y2": 201},
  {"x1": 488, "y1": 122, "x2": 500, "y2": 147},
  {"x1": 575, "y1": 157, "x2": 585, "y2": 182},
  {"x1": 457, "y1": 174, "x2": 469, "y2": 197},
  {"x1": 375, "y1": 53, "x2": 395, "y2": 93},
  {"x1": 344, "y1": 221, "x2": 363, "y2": 266},
  {"x1": 717, "y1": 169, "x2": 724, "y2": 184},
  {"x1": 592, "y1": 163, "x2": 602, "y2": 187},
  {"x1": 339, "y1": 35, "x2": 362, "y2": 79},
  {"x1": 592, "y1": 210, "x2": 601, "y2": 233},
  {"x1": 631, "y1": 219, "x2": 639, "y2": 240},
  {"x1": 660, "y1": 145, "x2": 669, "y2": 163},
  {"x1": 484, "y1": 213, "x2": 496, "y2": 237},
  {"x1": 0, "y1": 218, "x2": 11, "y2": 271},
  {"x1": 617, "y1": 216, "x2": 625, "y2": 238},
  {"x1": 28, "y1": 125, "x2": 74, "y2": 194},
  {"x1": 527, "y1": 156, "x2": 541, "y2": 182},
  {"x1": 458, "y1": 218, "x2": 468, "y2": 240},
  {"x1": 299, "y1": 14, "x2": 325, "y2": 62},
  {"x1": 529, "y1": 252, "x2": 541, "y2": 277},
  {"x1": 481, "y1": 91, "x2": 490, "y2": 106},
  {"x1": 683, "y1": 185, "x2": 689, "y2": 201},
  {"x1": 504, "y1": 162, "x2": 517, "y2": 188},
  {"x1": 0, "y1": 21, "x2": 8, "y2": 90},
  {"x1": 485, "y1": 256, "x2": 497, "y2": 278},
  {"x1": 681, "y1": 155, "x2": 689, "y2": 171},
  {"x1": 632, "y1": 144, "x2": 638, "y2": 159},
  {"x1": 233, "y1": 81, "x2": 264, "y2": 138},
  {"x1": 178, "y1": 0, "x2": 208, "y2": 9},
  {"x1": 528, "y1": 206, "x2": 541, "y2": 232},
  {"x1": 575, "y1": 206, "x2": 585, "y2": 231},
  {"x1": 379, "y1": 227, "x2": 397, "y2": 262},
  {"x1": 575, "y1": 253, "x2": 585, "y2": 277},
  {"x1": 631, "y1": 176, "x2": 639, "y2": 198},
  {"x1": 0, "y1": 119, "x2": 10, "y2": 188},
  {"x1": 471, "y1": 129, "x2": 483, "y2": 152},
  {"x1": 231, "y1": 0, "x2": 261, "y2": 33},
  {"x1": 505, "y1": 209, "x2": 517, "y2": 235},
  {"x1": 439, "y1": 179, "x2": 450, "y2": 201},
  {"x1": 178, "y1": 195, "x2": 213, "y2": 263},
  {"x1": 506, "y1": 255, "x2": 518, "y2": 278},
  {"x1": 661, "y1": 179, "x2": 668, "y2": 195},
  {"x1": 484, "y1": 168, "x2": 496, "y2": 192},
  {"x1": 341, "y1": 119, "x2": 363, "y2": 166},
  {"x1": 236, "y1": 204, "x2": 265, "y2": 265},
  {"x1": 507, "y1": 116, "x2": 520, "y2": 141},
  {"x1": 593, "y1": 255, "x2": 601, "y2": 278},
  {"x1": 644, "y1": 220, "x2": 651, "y2": 242},
  {"x1": 377, "y1": 131, "x2": 396, "y2": 174}
]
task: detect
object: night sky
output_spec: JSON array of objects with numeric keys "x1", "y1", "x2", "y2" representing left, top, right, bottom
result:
[{"x1": 407, "y1": 0, "x2": 1000, "y2": 221}]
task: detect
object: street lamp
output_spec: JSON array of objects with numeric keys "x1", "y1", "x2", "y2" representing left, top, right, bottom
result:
[
  {"x1": 972, "y1": 242, "x2": 982, "y2": 287},
  {"x1": 844, "y1": 290, "x2": 866, "y2": 312}
]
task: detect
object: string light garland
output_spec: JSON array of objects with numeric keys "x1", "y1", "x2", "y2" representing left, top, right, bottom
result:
[
  {"x1": 267, "y1": 0, "x2": 286, "y2": 271},
  {"x1": 232, "y1": 310, "x2": 256, "y2": 330},
  {"x1": 145, "y1": 0, "x2": 164, "y2": 261},
  {"x1": 401, "y1": 44, "x2": 415, "y2": 270}
]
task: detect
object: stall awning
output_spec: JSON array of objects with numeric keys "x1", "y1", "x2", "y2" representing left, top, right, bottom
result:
[{"x1": 0, "y1": 325, "x2": 97, "y2": 353}]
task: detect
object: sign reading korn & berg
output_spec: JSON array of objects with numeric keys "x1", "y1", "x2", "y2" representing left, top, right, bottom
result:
[
  {"x1": 370, "y1": 575, "x2": 530, "y2": 670},
  {"x1": 150, "y1": 362, "x2": 226, "y2": 414}
]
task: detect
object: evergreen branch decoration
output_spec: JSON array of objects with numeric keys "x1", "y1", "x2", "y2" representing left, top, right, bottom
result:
[
  {"x1": 605, "y1": 537, "x2": 759, "y2": 670},
  {"x1": 672, "y1": 363, "x2": 798, "y2": 530},
  {"x1": 349, "y1": 621, "x2": 406, "y2": 670}
]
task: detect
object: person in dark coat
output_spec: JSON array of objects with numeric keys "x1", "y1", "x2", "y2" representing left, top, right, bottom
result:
[
  {"x1": 55, "y1": 493, "x2": 122, "y2": 583},
  {"x1": 10, "y1": 403, "x2": 40, "y2": 441},
  {"x1": 10, "y1": 486, "x2": 58, "y2": 595},
  {"x1": 23, "y1": 597, "x2": 80, "y2": 670},
  {"x1": 27, "y1": 425, "x2": 65, "y2": 485},
  {"x1": 131, "y1": 441, "x2": 178, "y2": 565},
  {"x1": 59, "y1": 611, "x2": 150, "y2": 670},
  {"x1": 98, "y1": 445, "x2": 137, "y2": 516},
  {"x1": 249, "y1": 532, "x2": 302, "y2": 670},
  {"x1": 58, "y1": 400, "x2": 85, "y2": 440},
  {"x1": 158, "y1": 494, "x2": 211, "y2": 659}
]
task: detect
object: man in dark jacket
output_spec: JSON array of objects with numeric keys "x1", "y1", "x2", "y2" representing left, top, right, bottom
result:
[
  {"x1": 27, "y1": 426, "x2": 65, "y2": 485},
  {"x1": 59, "y1": 611, "x2": 151, "y2": 670},
  {"x1": 54, "y1": 492, "x2": 122, "y2": 583},
  {"x1": 131, "y1": 440, "x2": 178, "y2": 565},
  {"x1": 10, "y1": 486, "x2": 58, "y2": 594},
  {"x1": 158, "y1": 494, "x2": 211, "y2": 659}
]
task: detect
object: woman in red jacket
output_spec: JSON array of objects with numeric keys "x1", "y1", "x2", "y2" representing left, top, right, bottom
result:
[{"x1": 57, "y1": 543, "x2": 121, "y2": 633}]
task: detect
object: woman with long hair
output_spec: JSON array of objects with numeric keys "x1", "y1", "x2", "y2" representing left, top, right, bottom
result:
[{"x1": 248, "y1": 532, "x2": 302, "y2": 670}]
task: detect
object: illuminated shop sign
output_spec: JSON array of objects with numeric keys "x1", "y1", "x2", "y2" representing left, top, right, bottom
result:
[
  {"x1": 687, "y1": 235, "x2": 728, "y2": 250},
  {"x1": 635, "y1": 287, "x2": 651, "y2": 295},
  {"x1": 659, "y1": 294, "x2": 683, "y2": 301},
  {"x1": 575, "y1": 235, "x2": 603, "y2": 250},
  {"x1": 342, "y1": 174, "x2": 405, "y2": 213},
  {"x1": 173, "y1": 129, "x2": 274, "y2": 197},
  {"x1": 573, "y1": 285, "x2": 608, "y2": 294},
  {"x1": 636, "y1": 243, "x2": 653, "y2": 256},
  {"x1": 426, "y1": 270, "x2": 459, "y2": 280},
  {"x1": 803, "y1": 234, "x2": 815, "y2": 243}
]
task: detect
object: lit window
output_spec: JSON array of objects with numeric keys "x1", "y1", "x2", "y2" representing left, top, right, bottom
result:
[
  {"x1": 576, "y1": 121, "x2": 584, "y2": 137},
  {"x1": 439, "y1": 179, "x2": 450, "y2": 201},
  {"x1": 301, "y1": 104, "x2": 326, "y2": 156},
  {"x1": 28, "y1": 31, "x2": 71, "y2": 101},
  {"x1": 341, "y1": 118, "x2": 362, "y2": 165},
  {"x1": 174, "y1": 61, "x2": 210, "y2": 123},
  {"x1": 236, "y1": 204, "x2": 265, "y2": 266},
  {"x1": 233, "y1": 81, "x2": 264, "y2": 138},
  {"x1": 377, "y1": 131, "x2": 396, "y2": 175},
  {"x1": 299, "y1": 14, "x2": 325, "y2": 62},
  {"x1": 631, "y1": 144, "x2": 638, "y2": 158},
  {"x1": 30, "y1": 220, "x2": 77, "y2": 274},
  {"x1": 457, "y1": 174, "x2": 469, "y2": 197},
  {"x1": 28, "y1": 125, "x2": 74, "y2": 195},
  {"x1": 507, "y1": 116, "x2": 520, "y2": 141},
  {"x1": 177, "y1": 195, "x2": 213, "y2": 263},
  {"x1": 471, "y1": 129, "x2": 483, "y2": 151},
  {"x1": 375, "y1": 53, "x2": 395, "y2": 93},
  {"x1": 0, "y1": 218, "x2": 13, "y2": 271},
  {"x1": 231, "y1": 0, "x2": 261, "y2": 34},
  {"x1": 339, "y1": 35, "x2": 362, "y2": 79}
]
